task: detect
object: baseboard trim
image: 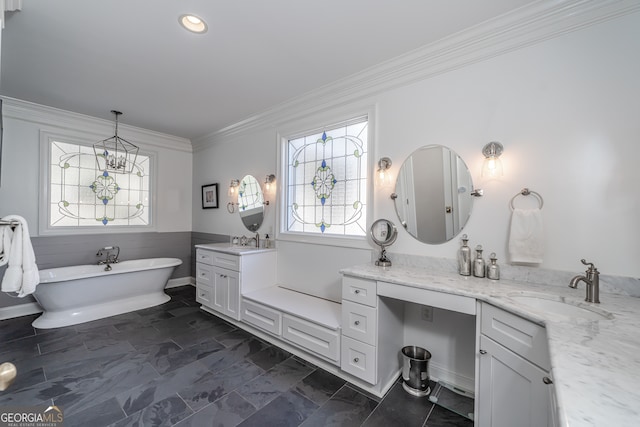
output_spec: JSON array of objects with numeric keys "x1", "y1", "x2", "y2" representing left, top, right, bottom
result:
[
  {"x1": 166, "y1": 277, "x2": 195, "y2": 288},
  {"x1": 0, "y1": 302, "x2": 43, "y2": 320}
]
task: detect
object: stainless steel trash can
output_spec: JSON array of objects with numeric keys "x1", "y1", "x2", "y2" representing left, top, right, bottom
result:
[{"x1": 401, "y1": 346, "x2": 431, "y2": 397}]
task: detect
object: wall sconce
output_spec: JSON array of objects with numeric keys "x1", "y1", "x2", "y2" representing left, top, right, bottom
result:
[
  {"x1": 264, "y1": 174, "x2": 276, "y2": 192},
  {"x1": 481, "y1": 141, "x2": 504, "y2": 178},
  {"x1": 376, "y1": 157, "x2": 392, "y2": 187},
  {"x1": 227, "y1": 179, "x2": 240, "y2": 213}
]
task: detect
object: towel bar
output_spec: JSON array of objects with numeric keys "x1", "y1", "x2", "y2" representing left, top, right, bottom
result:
[{"x1": 510, "y1": 188, "x2": 543, "y2": 210}]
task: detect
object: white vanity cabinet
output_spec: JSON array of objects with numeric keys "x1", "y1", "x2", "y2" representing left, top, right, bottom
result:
[
  {"x1": 340, "y1": 275, "x2": 403, "y2": 387},
  {"x1": 195, "y1": 245, "x2": 276, "y2": 321},
  {"x1": 477, "y1": 302, "x2": 557, "y2": 427}
]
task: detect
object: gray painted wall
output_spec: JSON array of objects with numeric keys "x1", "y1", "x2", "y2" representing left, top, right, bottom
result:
[{"x1": 0, "y1": 231, "x2": 228, "y2": 310}]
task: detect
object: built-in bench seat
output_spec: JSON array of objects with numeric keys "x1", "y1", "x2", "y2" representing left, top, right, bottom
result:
[{"x1": 241, "y1": 286, "x2": 341, "y2": 365}]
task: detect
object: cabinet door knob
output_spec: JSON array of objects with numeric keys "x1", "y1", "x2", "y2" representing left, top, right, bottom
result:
[
  {"x1": 543, "y1": 377, "x2": 553, "y2": 385},
  {"x1": 354, "y1": 289, "x2": 360, "y2": 294},
  {"x1": 479, "y1": 349, "x2": 487, "y2": 355},
  {"x1": 353, "y1": 357, "x2": 359, "y2": 363},
  {"x1": 354, "y1": 320, "x2": 360, "y2": 326}
]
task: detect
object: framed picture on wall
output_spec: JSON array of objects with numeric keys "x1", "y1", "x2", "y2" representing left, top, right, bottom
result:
[{"x1": 202, "y1": 183, "x2": 219, "y2": 209}]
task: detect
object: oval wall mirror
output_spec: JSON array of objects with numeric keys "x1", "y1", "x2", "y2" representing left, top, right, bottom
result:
[
  {"x1": 371, "y1": 218, "x2": 398, "y2": 267},
  {"x1": 393, "y1": 145, "x2": 474, "y2": 244},
  {"x1": 238, "y1": 174, "x2": 265, "y2": 232}
]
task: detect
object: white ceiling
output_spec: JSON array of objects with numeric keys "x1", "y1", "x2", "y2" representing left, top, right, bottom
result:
[{"x1": 1, "y1": 0, "x2": 535, "y2": 140}]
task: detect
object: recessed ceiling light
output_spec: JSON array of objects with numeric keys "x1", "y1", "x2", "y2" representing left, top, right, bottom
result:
[{"x1": 179, "y1": 14, "x2": 208, "y2": 34}]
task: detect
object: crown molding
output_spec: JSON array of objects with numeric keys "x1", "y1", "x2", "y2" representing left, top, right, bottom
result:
[
  {"x1": 1, "y1": 96, "x2": 193, "y2": 152},
  {"x1": 191, "y1": 0, "x2": 640, "y2": 150}
]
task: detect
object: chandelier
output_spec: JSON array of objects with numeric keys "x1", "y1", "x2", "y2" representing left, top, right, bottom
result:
[{"x1": 93, "y1": 110, "x2": 139, "y2": 174}]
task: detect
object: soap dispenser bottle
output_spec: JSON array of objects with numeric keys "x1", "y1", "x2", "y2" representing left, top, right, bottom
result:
[
  {"x1": 264, "y1": 234, "x2": 271, "y2": 249},
  {"x1": 487, "y1": 252, "x2": 500, "y2": 280},
  {"x1": 457, "y1": 234, "x2": 471, "y2": 276},
  {"x1": 473, "y1": 245, "x2": 485, "y2": 278}
]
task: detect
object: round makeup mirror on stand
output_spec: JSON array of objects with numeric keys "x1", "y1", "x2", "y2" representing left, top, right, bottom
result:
[{"x1": 371, "y1": 219, "x2": 398, "y2": 267}]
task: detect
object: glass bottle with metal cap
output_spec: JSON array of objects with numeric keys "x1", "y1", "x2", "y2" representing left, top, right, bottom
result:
[
  {"x1": 487, "y1": 252, "x2": 500, "y2": 280},
  {"x1": 457, "y1": 234, "x2": 471, "y2": 276},
  {"x1": 473, "y1": 245, "x2": 485, "y2": 278}
]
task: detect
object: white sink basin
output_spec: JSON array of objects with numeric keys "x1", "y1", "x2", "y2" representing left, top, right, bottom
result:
[{"x1": 508, "y1": 293, "x2": 613, "y2": 320}]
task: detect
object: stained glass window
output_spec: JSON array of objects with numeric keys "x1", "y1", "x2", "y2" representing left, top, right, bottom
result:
[
  {"x1": 49, "y1": 140, "x2": 151, "y2": 227},
  {"x1": 286, "y1": 116, "x2": 368, "y2": 236}
]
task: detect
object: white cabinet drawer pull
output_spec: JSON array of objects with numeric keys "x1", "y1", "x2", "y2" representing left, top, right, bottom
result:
[
  {"x1": 354, "y1": 320, "x2": 360, "y2": 326},
  {"x1": 353, "y1": 357, "x2": 359, "y2": 363},
  {"x1": 354, "y1": 289, "x2": 360, "y2": 294}
]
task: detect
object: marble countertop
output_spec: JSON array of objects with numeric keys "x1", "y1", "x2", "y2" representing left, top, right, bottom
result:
[
  {"x1": 195, "y1": 242, "x2": 277, "y2": 255},
  {"x1": 340, "y1": 263, "x2": 640, "y2": 427}
]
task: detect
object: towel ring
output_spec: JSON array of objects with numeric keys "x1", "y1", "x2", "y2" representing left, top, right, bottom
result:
[{"x1": 510, "y1": 188, "x2": 544, "y2": 211}]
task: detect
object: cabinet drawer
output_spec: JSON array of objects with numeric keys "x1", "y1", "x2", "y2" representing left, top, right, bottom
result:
[
  {"x1": 341, "y1": 335, "x2": 376, "y2": 384},
  {"x1": 211, "y1": 252, "x2": 240, "y2": 271},
  {"x1": 341, "y1": 300, "x2": 377, "y2": 346},
  {"x1": 481, "y1": 303, "x2": 550, "y2": 371},
  {"x1": 195, "y1": 249, "x2": 214, "y2": 265},
  {"x1": 195, "y1": 284, "x2": 212, "y2": 306},
  {"x1": 342, "y1": 276, "x2": 377, "y2": 307},
  {"x1": 196, "y1": 249, "x2": 241, "y2": 271},
  {"x1": 195, "y1": 263, "x2": 213, "y2": 286},
  {"x1": 241, "y1": 299, "x2": 282, "y2": 336},
  {"x1": 282, "y1": 314, "x2": 340, "y2": 364}
]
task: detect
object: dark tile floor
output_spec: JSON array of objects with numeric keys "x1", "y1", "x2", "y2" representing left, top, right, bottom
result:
[{"x1": 0, "y1": 286, "x2": 473, "y2": 427}]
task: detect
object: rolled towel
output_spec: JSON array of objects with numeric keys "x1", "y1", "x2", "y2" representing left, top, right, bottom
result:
[
  {"x1": 508, "y1": 208, "x2": 544, "y2": 264},
  {"x1": 0, "y1": 215, "x2": 40, "y2": 297}
]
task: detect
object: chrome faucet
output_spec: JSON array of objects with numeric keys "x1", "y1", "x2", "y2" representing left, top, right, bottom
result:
[
  {"x1": 569, "y1": 259, "x2": 600, "y2": 303},
  {"x1": 249, "y1": 233, "x2": 260, "y2": 248},
  {"x1": 96, "y1": 246, "x2": 120, "y2": 271}
]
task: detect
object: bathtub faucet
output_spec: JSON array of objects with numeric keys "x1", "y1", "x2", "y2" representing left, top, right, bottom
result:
[{"x1": 97, "y1": 246, "x2": 120, "y2": 271}]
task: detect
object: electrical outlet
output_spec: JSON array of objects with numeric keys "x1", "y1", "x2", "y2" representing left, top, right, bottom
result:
[{"x1": 421, "y1": 306, "x2": 433, "y2": 322}]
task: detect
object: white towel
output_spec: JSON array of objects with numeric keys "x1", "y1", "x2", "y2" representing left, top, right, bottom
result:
[
  {"x1": 0, "y1": 215, "x2": 40, "y2": 297},
  {"x1": 508, "y1": 208, "x2": 544, "y2": 264}
]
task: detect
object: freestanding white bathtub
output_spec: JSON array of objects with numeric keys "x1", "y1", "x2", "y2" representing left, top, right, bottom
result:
[{"x1": 32, "y1": 258, "x2": 183, "y2": 329}]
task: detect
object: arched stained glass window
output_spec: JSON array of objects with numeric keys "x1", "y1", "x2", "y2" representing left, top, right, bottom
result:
[{"x1": 286, "y1": 116, "x2": 368, "y2": 236}]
